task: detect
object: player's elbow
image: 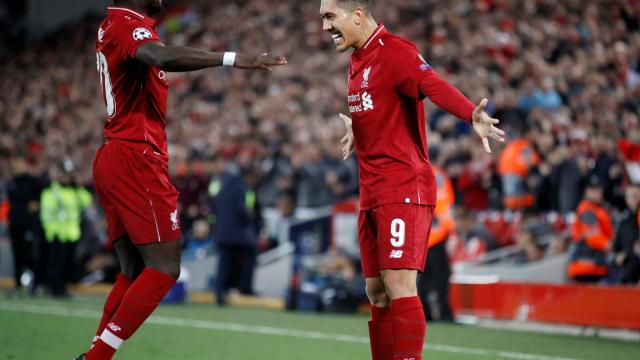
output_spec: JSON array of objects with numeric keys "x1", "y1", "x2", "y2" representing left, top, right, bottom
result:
[
  {"x1": 147, "y1": 51, "x2": 172, "y2": 69},
  {"x1": 136, "y1": 43, "x2": 172, "y2": 70}
]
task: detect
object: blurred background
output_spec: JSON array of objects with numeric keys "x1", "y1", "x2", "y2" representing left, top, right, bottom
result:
[{"x1": 1, "y1": 0, "x2": 639, "y2": 357}]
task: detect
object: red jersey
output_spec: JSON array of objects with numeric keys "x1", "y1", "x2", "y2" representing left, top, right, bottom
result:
[
  {"x1": 96, "y1": 7, "x2": 169, "y2": 162},
  {"x1": 347, "y1": 24, "x2": 475, "y2": 209}
]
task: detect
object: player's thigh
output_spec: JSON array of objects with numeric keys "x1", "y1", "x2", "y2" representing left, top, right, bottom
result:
[
  {"x1": 102, "y1": 143, "x2": 181, "y2": 246},
  {"x1": 374, "y1": 204, "x2": 434, "y2": 273},
  {"x1": 113, "y1": 235, "x2": 144, "y2": 280},
  {"x1": 93, "y1": 145, "x2": 127, "y2": 244},
  {"x1": 381, "y1": 268, "x2": 418, "y2": 299},
  {"x1": 358, "y1": 210, "x2": 380, "y2": 278}
]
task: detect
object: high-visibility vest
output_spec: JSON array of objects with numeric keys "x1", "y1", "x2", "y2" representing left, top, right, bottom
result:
[
  {"x1": 40, "y1": 182, "x2": 92, "y2": 243},
  {"x1": 498, "y1": 139, "x2": 540, "y2": 209},
  {"x1": 567, "y1": 200, "x2": 613, "y2": 278},
  {"x1": 429, "y1": 167, "x2": 455, "y2": 248}
]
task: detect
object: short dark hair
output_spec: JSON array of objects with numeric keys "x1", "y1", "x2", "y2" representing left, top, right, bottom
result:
[{"x1": 338, "y1": 0, "x2": 372, "y2": 13}]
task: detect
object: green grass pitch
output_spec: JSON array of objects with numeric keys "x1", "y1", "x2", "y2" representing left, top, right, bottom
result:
[{"x1": 0, "y1": 294, "x2": 638, "y2": 359}]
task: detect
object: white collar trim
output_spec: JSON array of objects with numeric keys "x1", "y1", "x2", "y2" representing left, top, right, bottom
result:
[{"x1": 362, "y1": 25, "x2": 385, "y2": 50}]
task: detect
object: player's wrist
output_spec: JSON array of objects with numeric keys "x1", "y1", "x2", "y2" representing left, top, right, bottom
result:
[{"x1": 222, "y1": 52, "x2": 236, "y2": 67}]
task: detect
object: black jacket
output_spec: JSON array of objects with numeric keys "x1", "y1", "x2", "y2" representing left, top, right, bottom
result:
[
  {"x1": 613, "y1": 209, "x2": 640, "y2": 284},
  {"x1": 211, "y1": 170, "x2": 260, "y2": 248}
]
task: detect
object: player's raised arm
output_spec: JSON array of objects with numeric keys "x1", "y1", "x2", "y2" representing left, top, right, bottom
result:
[
  {"x1": 388, "y1": 44, "x2": 505, "y2": 153},
  {"x1": 416, "y1": 71, "x2": 505, "y2": 153},
  {"x1": 135, "y1": 41, "x2": 287, "y2": 72}
]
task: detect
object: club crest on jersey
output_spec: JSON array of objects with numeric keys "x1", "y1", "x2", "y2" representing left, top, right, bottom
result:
[
  {"x1": 171, "y1": 209, "x2": 179, "y2": 231},
  {"x1": 361, "y1": 66, "x2": 372, "y2": 88},
  {"x1": 418, "y1": 54, "x2": 431, "y2": 71},
  {"x1": 133, "y1": 27, "x2": 152, "y2": 41}
]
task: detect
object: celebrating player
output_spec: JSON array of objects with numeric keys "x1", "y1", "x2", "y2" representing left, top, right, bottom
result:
[
  {"x1": 78, "y1": 1, "x2": 286, "y2": 359},
  {"x1": 319, "y1": 0, "x2": 505, "y2": 359}
]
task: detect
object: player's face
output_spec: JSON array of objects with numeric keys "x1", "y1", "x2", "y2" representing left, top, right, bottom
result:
[
  {"x1": 320, "y1": 0, "x2": 363, "y2": 52},
  {"x1": 625, "y1": 185, "x2": 640, "y2": 210}
]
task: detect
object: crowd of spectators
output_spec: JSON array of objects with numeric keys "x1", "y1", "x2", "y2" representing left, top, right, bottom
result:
[{"x1": 1, "y1": 0, "x2": 640, "y2": 287}]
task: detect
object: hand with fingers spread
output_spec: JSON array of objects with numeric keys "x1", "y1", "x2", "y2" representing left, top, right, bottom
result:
[
  {"x1": 233, "y1": 53, "x2": 287, "y2": 71},
  {"x1": 339, "y1": 113, "x2": 355, "y2": 160},
  {"x1": 472, "y1": 98, "x2": 506, "y2": 153}
]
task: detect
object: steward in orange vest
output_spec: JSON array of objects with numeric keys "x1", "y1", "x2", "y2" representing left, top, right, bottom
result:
[
  {"x1": 498, "y1": 139, "x2": 540, "y2": 210},
  {"x1": 568, "y1": 176, "x2": 613, "y2": 282},
  {"x1": 419, "y1": 167, "x2": 455, "y2": 321}
]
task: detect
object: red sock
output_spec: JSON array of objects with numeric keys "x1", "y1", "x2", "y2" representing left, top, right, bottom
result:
[
  {"x1": 368, "y1": 305, "x2": 394, "y2": 360},
  {"x1": 391, "y1": 296, "x2": 426, "y2": 360},
  {"x1": 95, "y1": 273, "x2": 132, "y2": 339},
  {"x1": 86, "y1": 268, "x2": 175, "y2": 360}
]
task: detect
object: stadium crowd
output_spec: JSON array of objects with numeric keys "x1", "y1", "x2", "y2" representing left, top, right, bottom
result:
[{"x1": 1, "y1": 0, "x2": 640, "y2": 293}]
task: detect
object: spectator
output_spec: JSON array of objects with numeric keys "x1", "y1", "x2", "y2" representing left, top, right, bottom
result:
[
  {"x1": 418, "y1": 167, "x2": 455, "y2": 322},
  {"x1": 612, "y1": 183, "x2": 640, "y2": 284},
  {"x1": 39, "y1": 167, "x2": 92, "y2": 297},
  {"x1": 7, "y1": 158, "x2": 44, "y2": 293},
  {"x1": 513, "y1": 221, "x2": 547, "y2": 264},
  {"x1": 210, "y1": 161, "x2": 261, "y2": 305},
  {"x1": 568, "y1": 176, "x2": 613, "y2": 283},
  {"x1": 498, "y1": 138, "x2": 540, "y2": 210}
]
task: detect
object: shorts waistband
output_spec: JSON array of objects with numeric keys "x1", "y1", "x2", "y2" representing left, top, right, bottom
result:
[{"x1": 104, "y1": 139, "x2": 168, "y2": 163}]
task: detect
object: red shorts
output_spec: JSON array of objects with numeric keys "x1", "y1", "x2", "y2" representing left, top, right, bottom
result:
[
  {"x1": 358, "y1": 204, "x2": 434, "y2": 278},
  {"x1": 93, "y1": 141, "x2": 181, "y2": 245}
]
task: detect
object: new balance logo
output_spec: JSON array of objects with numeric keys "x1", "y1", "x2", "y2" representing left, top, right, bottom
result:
[
  {"x1": 107, "y1": 322, "x2": 121, "y2": 332},
  {"x1": 362, "y1": 91, "x2": 374, "y2": 110},
  {"x1": 389, "y1": 250, "x2": 403, "y2": 259}
]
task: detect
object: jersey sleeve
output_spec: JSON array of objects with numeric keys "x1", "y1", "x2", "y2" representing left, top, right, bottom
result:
[
  {"x1": 387, "y1": 41, "x2": 475, "y2": 123},
  {"x1": 116, "y1": 20, "x2": 161, "y2": 59}
]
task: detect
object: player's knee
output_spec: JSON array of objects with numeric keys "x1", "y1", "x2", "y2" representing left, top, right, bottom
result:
[
  {"x1": 121, "y1": 266, "x2": 138, "y2": 280},
  {"x1": 151, "y1": 263, "x2": 181, "y2": 280},
  {"x1": 165, "y1": 264, "x2": 181, "y2": 280},
  {"x1": 120, "y1": 255, "x2": 144, "y2": 280},
  {"x1": 366, "y1": 284, "x2": 390, "y2": 307}
]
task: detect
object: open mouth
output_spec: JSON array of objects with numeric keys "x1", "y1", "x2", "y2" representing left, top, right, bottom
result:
[{"x1": 331, "y1": 32, "x2": 344, "y2": 46}]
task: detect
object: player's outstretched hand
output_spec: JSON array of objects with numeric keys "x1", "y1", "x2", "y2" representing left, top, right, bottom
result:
[
  {"x1": 339, "y1": 113, "x2": 355, "y2": 160},
  {"x1": 472, "y1": 98, "x2": 506, "y2": 153},
  {"x1": 234, "y1": 53, "x2": 287, "y2": 71}
]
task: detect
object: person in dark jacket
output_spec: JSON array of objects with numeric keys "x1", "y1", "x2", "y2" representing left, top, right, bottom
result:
[
  {"x1": 612, "y1": 183, "x2": 640, "y2": 284},
  {"x1": 210, "y1": 162, "x2": 261, "y2": 305},
  {"x1": 6, "y1": 158, "x2": 44, "y2": 293}
]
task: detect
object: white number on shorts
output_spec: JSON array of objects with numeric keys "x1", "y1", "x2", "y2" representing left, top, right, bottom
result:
[
  {"x1": 96, "y1": 52, "x2": 116, "y2": 118},
  {"x1": 390, "y1": 218, "x2": 406, "y2": 247}
]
